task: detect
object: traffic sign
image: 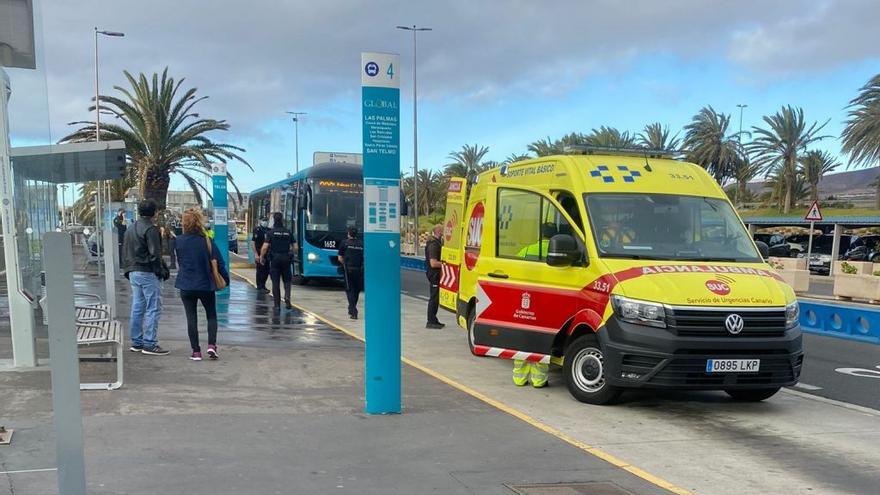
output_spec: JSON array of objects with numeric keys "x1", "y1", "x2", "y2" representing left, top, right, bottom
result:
[{"x1": 804, "y1": 201, "x2": 823, "y2": 221}]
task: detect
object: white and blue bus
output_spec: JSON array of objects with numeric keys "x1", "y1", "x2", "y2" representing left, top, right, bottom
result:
[{"x1": 247, "y1": 162, "x2": 363, "y2": 284}]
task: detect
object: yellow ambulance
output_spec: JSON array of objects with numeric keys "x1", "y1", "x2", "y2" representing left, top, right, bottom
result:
[{"x1": 440, "y1": 147, "x2": 803, "y2": 404}]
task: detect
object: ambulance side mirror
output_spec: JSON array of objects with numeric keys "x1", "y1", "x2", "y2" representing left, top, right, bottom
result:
[
  {"x1": 546, "y1": 234, "x2": 580, "y2": 267},
  {"x1": 755, "y1": 240, "x2": 770, "y2": 260}
]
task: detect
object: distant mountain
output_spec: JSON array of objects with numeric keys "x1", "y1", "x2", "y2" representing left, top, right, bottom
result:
[{"x1": 747, "y1": 167, "x2": 880, "y2": 198}]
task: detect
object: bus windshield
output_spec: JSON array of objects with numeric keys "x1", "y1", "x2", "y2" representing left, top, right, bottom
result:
[
  {"x1": 584, "y1": 193, "x2": 761, "y2": 262},
  {"x1": 306, "y1": 178, "x2": 363, "y2": 244}
]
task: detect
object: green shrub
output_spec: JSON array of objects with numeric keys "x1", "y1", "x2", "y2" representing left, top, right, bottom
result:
[{"x1": 841, "y1": 262, "x2": 858, "y2": 274}]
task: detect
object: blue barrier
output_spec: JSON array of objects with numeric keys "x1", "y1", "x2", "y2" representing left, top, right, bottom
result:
[
  {"x1": 798, "y1": 299, "x2": 880, "y2": 345},
  {"x1": 401, "y1": 256, "x2": 426, "y2": 272}
]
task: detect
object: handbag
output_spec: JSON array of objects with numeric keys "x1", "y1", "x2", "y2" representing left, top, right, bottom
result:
[{"x1": 205, "y1": 236, "x2": 227, "y2": 291}]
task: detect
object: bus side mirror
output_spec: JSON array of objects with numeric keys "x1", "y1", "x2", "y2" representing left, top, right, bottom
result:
[
  {"x1": 755, "y1": 240, "x2": 770, "y2": 260},
  {"x1": 546, "y1": 234, "x2": 579, "y2": 267}
]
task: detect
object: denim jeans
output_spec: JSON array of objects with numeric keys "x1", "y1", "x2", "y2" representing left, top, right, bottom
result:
[{"x1": 129, "y1": 271, "x2": 162, "y2": 347}]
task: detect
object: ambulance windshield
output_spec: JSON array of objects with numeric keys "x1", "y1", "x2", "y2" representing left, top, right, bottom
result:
[{"x1": 584, "y1": 193, "x2": 761, "y2": 262}]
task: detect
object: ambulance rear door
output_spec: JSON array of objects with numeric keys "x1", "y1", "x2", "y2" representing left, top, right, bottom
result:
[{"x1": 440, "y1": 177, "x2": 467, "y2": 312}]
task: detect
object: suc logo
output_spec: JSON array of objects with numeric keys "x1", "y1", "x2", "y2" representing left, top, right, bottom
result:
[{"x1": 464, "y1": 202, "x2": 484, "y2": 271}]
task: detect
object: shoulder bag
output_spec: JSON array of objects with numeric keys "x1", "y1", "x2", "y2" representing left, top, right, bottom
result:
[{"x1": 205, "y1": 236, "x2": 227, "y2": 291}]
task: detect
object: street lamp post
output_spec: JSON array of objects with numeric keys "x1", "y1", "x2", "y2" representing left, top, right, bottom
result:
[
  {"x1": 735, "y1": 103, "x2": 748, "y2": 205},
  {"x1": 94, "y1": 28, "x2": 125, "y2": 142},
  {"x1": 396, "y1": 24, "x2": 431, "y2": 247},
  {"x1": 286, "y1": 111, "x2": 307, "y2": 173}
]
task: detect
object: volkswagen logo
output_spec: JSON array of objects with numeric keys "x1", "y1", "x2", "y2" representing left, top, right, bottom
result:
[{"x1": 725, "y1": 314, "x2": 744, "y2": 335}]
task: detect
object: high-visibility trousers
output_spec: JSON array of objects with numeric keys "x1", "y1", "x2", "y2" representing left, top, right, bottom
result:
[
  {"x1": 530, "y1": 362, "x2": 549, "y2": 388},
  {"x1": 513, "y1": 359, "x2": 530, "y2": 386}
]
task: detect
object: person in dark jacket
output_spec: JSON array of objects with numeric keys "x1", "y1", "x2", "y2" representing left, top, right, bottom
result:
[
  {"x1": 425, "y1": 224, "x2": 445, "y2": 329},
  {"x1": 337, "y1": 227, "x2": 364, "y2": 319},
  {"x1": 174, "y1": 209, "x2": 230, "y2": 361},
  {"x1": 113, "y1": 208, "x2": 127, "y2": 268},
  {"x1": 122, "y1": 199, "x2": 170, "y2": 355},
  {"x1": 252, "y1": 217, "x2": 270, "y2": 292},
  {"x1": 259, "y1": 212, "x2": 295, "y2": 311}
]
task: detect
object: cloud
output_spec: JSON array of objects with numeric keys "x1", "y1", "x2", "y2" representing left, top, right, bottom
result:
[
  {"x1": 728, "y1": 0, "x2": 880, "y2": 77},
  {"x1": 6, "y1": 0, "x2": 871, "y2": 145}
]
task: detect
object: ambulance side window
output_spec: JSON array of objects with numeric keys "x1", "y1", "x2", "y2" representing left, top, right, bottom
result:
[
  {"x1": 497, "y1": 189, "x2": 542, "y2": 261},
  {"x1": 497, "y1": 188, "x2": 572, "y2": 262},
  {"x1": 555, "y1": 192, "x2": 583, "y2": 234}
]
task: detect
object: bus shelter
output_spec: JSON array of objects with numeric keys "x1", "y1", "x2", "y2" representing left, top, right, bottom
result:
[{"x1": 1, "y1": 140, "x2": 126, "y2": 368}]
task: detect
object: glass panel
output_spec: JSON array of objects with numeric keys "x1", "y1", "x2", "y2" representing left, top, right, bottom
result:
[
  {"x1": 497, "y1": 188, "x2": 541, "y2": 261},
  {"x1": 304, "y1": 178, "x2": 363, "y2": 248},
  {"x1": 585, "y1": 193, "x2": 761, "y2": 262}
]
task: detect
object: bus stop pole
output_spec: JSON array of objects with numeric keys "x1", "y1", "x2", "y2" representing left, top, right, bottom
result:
[
  {"x1": 43, "y1": 232, "x2": 87, "y2": 495},
  {"x1": 211, "y1": 164, "x2": 230, "y2": 296},
  {"x1": 361, "y1": 52, "x2": 402, "y2": 414}
]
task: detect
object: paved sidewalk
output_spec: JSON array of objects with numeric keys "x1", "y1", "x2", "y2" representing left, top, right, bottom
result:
[
  {"x1": 231, "y1": 267, "x2": 880, "y2": 495},
  {"x1": 0, "y1": 274, "x2": 670, "y2": 494}
]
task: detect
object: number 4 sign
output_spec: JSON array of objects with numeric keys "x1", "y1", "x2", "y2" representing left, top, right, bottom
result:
[{"x1": 804, "y1": 201, "x2": 823, "y2": 221}]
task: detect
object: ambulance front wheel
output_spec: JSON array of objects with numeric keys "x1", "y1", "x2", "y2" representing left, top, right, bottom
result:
[{"x1": 564, "y1": 335, "x2": 621, "y2": 405}]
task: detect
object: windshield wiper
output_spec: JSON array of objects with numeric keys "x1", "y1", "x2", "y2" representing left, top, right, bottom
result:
[
  {"x1": 677, "y1": 257, "x2": 739, "y2": 262},
  {"x1": 602, "y1": 253, "x2": 675, "y2": 260}
]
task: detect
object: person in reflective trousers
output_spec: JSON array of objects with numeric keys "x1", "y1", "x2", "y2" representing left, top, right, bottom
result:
[
  {"x1": 258, "y1": 212, "x2": 295, "y2": 311},
  {"x1": 337, "y1": 227, "x2": 364, "y2": 319},
  {"x1": 512, "y1": 359, "x2": 549, "y2": 388},
  {"x1": 252, "y1": 217, "x2": 270, "y2": 293}
]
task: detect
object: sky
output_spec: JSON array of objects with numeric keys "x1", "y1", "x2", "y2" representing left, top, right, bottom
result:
[{"x1": 5, "y1": 0, "x2": 880, "y2": 196}]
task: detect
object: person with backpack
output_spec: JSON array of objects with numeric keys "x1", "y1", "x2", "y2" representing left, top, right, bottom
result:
[
  {"x1": 122, "y1": 199, "x2": 170, "y2": 355},
  {"x1": 174, "y1": 209, "x2": 230, "y2": 361}
]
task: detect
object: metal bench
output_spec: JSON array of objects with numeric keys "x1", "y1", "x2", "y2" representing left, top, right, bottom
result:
[{"x1": 76, "y1": 319, "x2": 124, "y2": 390}]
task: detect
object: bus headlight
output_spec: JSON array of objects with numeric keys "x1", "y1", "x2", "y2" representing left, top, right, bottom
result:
[
  {"x1": 307, "y1": 252, "x2": 319, "y2": 262},
  {"x1": 610, "y1": 295, "x2": 666, "y2": 328},
  {"x1": 785, "y1": 301, "x2": 800, "y2": 329}
]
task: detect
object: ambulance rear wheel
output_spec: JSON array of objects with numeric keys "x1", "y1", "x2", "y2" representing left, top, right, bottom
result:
[
  {"x1": 466, "y1": 310, "x2": 479, "y2": 356},
  {"x1": 564, "y1": 335, "x2": 621, "y2": 405}
]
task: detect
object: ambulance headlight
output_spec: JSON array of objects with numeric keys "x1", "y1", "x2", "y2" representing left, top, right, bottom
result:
[
  {"x1": 307, "y1": 252, "x2": 319, "y2": 262},
  {"x1": 785, "y1": 301, "x2": 800, "y2": 329},
  {"x1": 610, "y1": 295, "x2": 666, "y2": 328}
]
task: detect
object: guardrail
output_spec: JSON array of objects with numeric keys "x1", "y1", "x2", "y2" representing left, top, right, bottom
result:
[
  {"x1": 400, "y1": 255, "x2": 426, "y2": 272},
  {"x1": 798, "y1": 300, "x2": 880, "y2": 345}
]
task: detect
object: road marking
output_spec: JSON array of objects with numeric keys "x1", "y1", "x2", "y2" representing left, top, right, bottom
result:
[
  {"x1": 835, "y1": 365, "x2": 880, "y2": 379},
  {"x1": 791, "y1": 383, "x2": 823, "y2": 391},
  {"x1": 0, "y1": 468, "x2": 57, "y2": 475},
  {"x1": 781, "y1": 388, "x2": 880, "y2": 417},
  {"x1": 231, "y1": 268, "x2": 693, "y2": 495}
]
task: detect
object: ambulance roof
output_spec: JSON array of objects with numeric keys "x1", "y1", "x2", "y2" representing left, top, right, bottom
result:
[{"x1": 476, "y1": 154, "x2": 724, "y2": 199}]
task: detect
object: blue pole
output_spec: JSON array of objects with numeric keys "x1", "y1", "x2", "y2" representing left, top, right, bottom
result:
[
  {"x1": 361, "y1": 52, "x2": 401, "y2": 414},
  {"x1": 211, "y1": 163, "x2": 230, "y2": 296}
]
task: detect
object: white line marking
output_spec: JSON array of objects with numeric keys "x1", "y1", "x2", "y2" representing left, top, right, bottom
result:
[
  {"x1": 792, "y1": 383, "x2": 823, "y2": 391},
  {"x1": 0, "y1": 468, "x2": 57, "y2": 475},
  {"x1": 781, "y1": 388, "x2": 880, "y2": 416}
]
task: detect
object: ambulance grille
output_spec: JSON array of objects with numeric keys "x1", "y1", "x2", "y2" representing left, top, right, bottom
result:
[{"x1": 666, "y1": 308, "x2": 787, "y2": 338}]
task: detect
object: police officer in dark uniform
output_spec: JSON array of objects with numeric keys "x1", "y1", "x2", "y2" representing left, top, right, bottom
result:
[
  {"x1": 252, "y1": 217, "x2": 270, "y2": 292},
  {"x1": 259, "y1": 212, "x2": 295, "y2": 310},
  {"x1": 425, "y1": 224, "x2": 445, "y2": 329},
  {"x1": 337, "y1": 227, "x2": 364, "y2": 319}
]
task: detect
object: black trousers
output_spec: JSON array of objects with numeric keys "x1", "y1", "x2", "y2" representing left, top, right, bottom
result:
[
  {"x1": 256, "y1": 257, "x2": 270, "y2": 289},
  {"x1": 269, "y1": 254, "x2": 292, "y2": 307},
  {"x1": 427, "y1": 272, "x2": 440, "y2": 324},
  {"x1": 343, "y1": 267, "x2": 363, "y2": 316},
  {"x1": 180, "y1": 290, "x2": 217, "y2": 352}
]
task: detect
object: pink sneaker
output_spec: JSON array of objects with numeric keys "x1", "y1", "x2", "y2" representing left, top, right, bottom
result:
[
  {"x1": 206, "y1": 345, "x2": 218, "y2": 360},
  {"x1": 190, "y1": 351, "x2": 203, "y2": 361}
]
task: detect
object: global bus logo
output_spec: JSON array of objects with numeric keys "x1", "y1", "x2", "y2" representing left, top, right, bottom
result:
[
  {"x1": 705, "y1": 279, "x2": 731, "y2": 296},
  {"x1": 464, "y1": 202, "x2": 484, "y2": 271}
]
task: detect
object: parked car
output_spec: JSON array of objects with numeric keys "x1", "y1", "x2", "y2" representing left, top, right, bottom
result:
[
  {"x1": 800, "y1": 234, "x2": 858, "y2": 275},
  {"x1": 842, "y1": 234, "x2": 880, "y2": 262},
  {"x1": 784, "y1": 233, "x2": 819, "y2": 256},
  {"x1": 753, "y1": 233, "x2": 792, "y2": 258}
]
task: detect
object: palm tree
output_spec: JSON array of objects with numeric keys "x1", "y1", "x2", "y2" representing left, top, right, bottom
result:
[
  {"x1": 682, "y1": 106, "x2": 741, "y2": 184},
  {"x1": 730, "y1": 155, "x2": 762, "y2": 206},
  {"x1": 841, "y1": 74, "x2": 880, "y2": 207},
  {"x1": 60, "y1": 68, "x2": 250, "y2": 210},
  {"x1": 416, "y1": 169, "x2": 448, "y2": 215},
  {"x1": 800, "y1": 150, "x2": 840, "y2": 202},
  {"x1": 528, "y1": 137, "x2": 562, "y2": 157},
  {"x1": 586, "y1": 126, "x2": 635, "y2": 148},
  {"x1": 504, "y1": 153, "x2": 532, "y2": 164},
  {"x1": 444, "y1": 143, "x2": 490, "y2": 178},
  {"x1": 747, "y1": 106, "x2": 829, "y2": 213},
  {"x1": 638, "y1": 123, "x2": 681, "y2": 150},
  {"x1": 765, "y1": 164, "x2": 809, "y2": 210},
  {"x1": 70, "y1": 179, "x2": 134, "y2": 225}
]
